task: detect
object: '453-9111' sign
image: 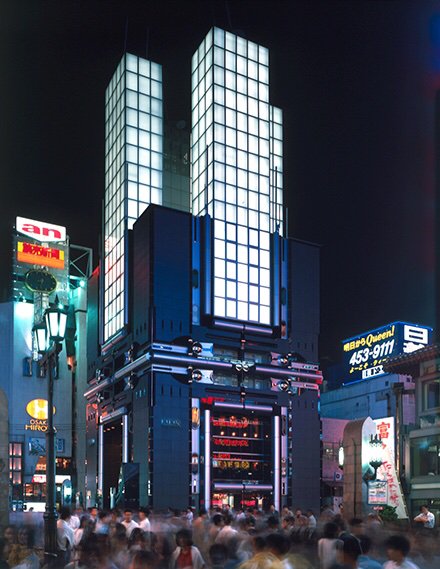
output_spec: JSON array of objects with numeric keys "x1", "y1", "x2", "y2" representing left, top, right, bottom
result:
[{"x1": 342, "y1": 321, "x2": 432, "y2": 382}]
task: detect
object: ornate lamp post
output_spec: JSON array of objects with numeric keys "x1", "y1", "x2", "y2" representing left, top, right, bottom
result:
[
  {"x1": 34, "y1": 300, "x2": 67, "y2": 566},
  {"x1": 368, "y1": 434, "x2": 383, "y2": 480}
]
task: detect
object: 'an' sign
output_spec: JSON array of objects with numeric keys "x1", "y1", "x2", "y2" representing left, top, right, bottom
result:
[{"x1": 16, "y1": 216, "x2": 66, "y2": 243}]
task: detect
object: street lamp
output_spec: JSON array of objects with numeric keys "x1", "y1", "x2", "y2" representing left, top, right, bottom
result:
[
  {"x1": 34, "y1": 299, "x2": 67, "y2": 566},
  {"x1": 368, "y1": 434, "x2": 383, "y2": 480}
]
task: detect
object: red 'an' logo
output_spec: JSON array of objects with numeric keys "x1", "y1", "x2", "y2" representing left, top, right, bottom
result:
[
  {"x1": 16, "y1": 216, "x2": 66, "y2": 243},
  {"x1": 21, "y1": 224, "x2": 62, "y2": 240}
]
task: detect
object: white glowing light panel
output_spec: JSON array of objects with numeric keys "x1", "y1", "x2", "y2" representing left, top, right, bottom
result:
[
  {"x1": 104, "y1": 54, "x2": 163, "y2": 342},
  {"x1": 191, "y1": 28, "x2": 283, "y2": 325}
]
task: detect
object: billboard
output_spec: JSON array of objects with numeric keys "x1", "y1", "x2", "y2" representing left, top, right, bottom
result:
[
  {"x1": 12, "y1": 216, "x2": 69, "y2": 305},
  {"x1": 343, "y1": 322, "x2": 432, "y2": 381}
]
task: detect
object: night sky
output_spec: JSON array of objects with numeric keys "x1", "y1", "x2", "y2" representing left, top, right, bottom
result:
[{"x1": 1, "y1": 0, "x2": 439, "y2": 366}]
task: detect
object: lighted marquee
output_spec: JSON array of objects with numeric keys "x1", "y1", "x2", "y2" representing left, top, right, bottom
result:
[
  {"x1": 17, "y1": 242, "x2": 65, "y2": 269},
  {"x1": 211, "y1": 412, "x2": 272, "y2": 483},
  {"x1": 343, "y1": 322, "x2": 432, "y2": 381}
]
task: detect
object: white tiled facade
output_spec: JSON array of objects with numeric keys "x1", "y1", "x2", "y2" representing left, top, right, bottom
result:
[
  {"x1": 103, "y1": 54, "x2": 163, "y2": 342},
  {"x1": 191, "y1": 28, "x2": 283, "y2": 325}
]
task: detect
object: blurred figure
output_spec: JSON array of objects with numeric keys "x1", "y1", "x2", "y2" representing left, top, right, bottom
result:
[
  {"x1": 306, "y1": 511, "x2": 316, "y2": 531},
  {"x1": 96, "y1": 511, "x2": 112, "y2": 535},
  {"x1": 209, "y1": 543, "x2": 228, "y2": 569},
  {"x1": 318, "y1": 522, "x2": 341, "y2": 569},
  {"x1": 357, "y1": 535, "x2": 381, "y2": 569},
  {"x1": 348, "y1": 518, "x2": 364, "y2": 538},
  {"x1": 129, "y1": 550, "x2": 159, "y2": 569},
  {"x1": 110, "y1": 523, "x2": 130, "y2": 569},
  {"x1": 171, "y1": 529, "x2": 205, "y2": 569},
  {"x1": 128, "y1": 528, "x2": 147, "y2": 553},
  {"x1": 383, "y1": 535, "x2": 420, "y2": 569},
  {"x1": 7, "y1": 527, "x2": 39, "y2": 569},
  {"x1": 264, "y1": 533, "x2": 292, "y2": 569},
  {"x1": 138, "y1": 508, "x2": 151, "y2": 533},
  {"x1": 215, "y1": 515, "x2": 238, "y2": 546},
  {"x1": 57, "y1": 507, "x2": 74, "y2": 566},
  {"x1": 122, "y1": 509, "x2": 140, "y2": 537},
  {"x1": 413, "y1": 505, "x2": 435, "y2": 529},
  {"x1": 0, "y1": 538, "x2": 9, "y2": 569},
  {"x1": 2, "y1": 526, "x2": 17, "y2": 561},
  {"x1": 332, "y1": 533, "x2": 362, "y2": 569}
]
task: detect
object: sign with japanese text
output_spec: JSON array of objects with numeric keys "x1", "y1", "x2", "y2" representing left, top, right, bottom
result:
[
  {"x1": 343, "y1": 322, "x2": 432, "y2": 381},
  {"x1": 373, "y1": 417, "x2": 407, "y2": 518}
]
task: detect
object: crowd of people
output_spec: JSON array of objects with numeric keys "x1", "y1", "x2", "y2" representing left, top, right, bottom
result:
[{"x1": 1, "y1": 503, "x2": 439, "y2": 569}]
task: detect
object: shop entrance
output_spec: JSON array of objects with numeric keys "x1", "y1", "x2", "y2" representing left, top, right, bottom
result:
[
  {"x1": 103, "y1": 420, "x2": 122, "y2": 509},
  {"x1": 212, "y1": 490, "x2": 271, "y2": 511}
]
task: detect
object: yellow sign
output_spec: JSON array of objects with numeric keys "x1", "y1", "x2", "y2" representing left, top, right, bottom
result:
[
  {"x1": 25, "y1": 419, "x2": 48, "y2": 432},
  {"x1": 26, "y1": 399, "x2": 55, "y2": 420}
]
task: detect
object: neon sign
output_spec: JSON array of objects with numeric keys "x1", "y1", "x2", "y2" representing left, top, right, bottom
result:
[
  {"x1": 213, "y1": 438, "x2": 249, "y2": 447},
  {"x1": 17, "y1": 241, "x2": 65, "y2": 269},
  {"x1": 212, "y1": 416, "x2": 260, "y2": 429}
]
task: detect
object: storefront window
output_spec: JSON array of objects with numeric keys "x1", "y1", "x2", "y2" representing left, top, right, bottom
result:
[
  {"x1": 410, "y1": 435, "x2": 440, "y2": 477},
  {"x1": 423, "y1": 379, "x2": 440, "y2": 410}
]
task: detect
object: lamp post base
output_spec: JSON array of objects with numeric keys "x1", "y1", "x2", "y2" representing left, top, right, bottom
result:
[{"x1": 44, "y1": 509, "x2": 58, "y2": 567}]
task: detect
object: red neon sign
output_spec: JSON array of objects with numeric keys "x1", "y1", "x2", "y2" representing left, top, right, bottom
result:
[
  {"x1": 17, "y1": 241, "x2": 65, "y2": 269},
  {"x1": 213, "y1": 438, "x2": 249, "y2": 447}
]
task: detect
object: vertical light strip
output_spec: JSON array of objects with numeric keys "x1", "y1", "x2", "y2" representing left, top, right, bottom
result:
[
  {"x1": 191, "y1": 398, "x2": 200, "y2": 494},
  {"x1": 204, "y1": 409, "x2": 211, "y2": 509},
  {"x1": 281, "y1": 407, "x2": 288, "y2": 497},
  {"x1": 190, "y1": 28, "x2": 283, "y2": 326},
  {"x1": 103, "y1": 54, "x2": 163, "y2": 343},
  {"x1": 122, "y1": 415, "x2": 129, "y2": 463},
  {"x1": 98, "y1": 424, "x2": 104, "y2": 492},
  {"x1": 273, "y1": 415, "x2": 281, "y2": 512}
]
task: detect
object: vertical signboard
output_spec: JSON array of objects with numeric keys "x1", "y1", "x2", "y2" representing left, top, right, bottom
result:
[{"x1": 12, "y1": 216, "x2": 70, "y2": 305}]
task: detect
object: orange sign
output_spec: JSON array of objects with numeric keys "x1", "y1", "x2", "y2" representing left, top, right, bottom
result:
[{"x1": 17, "y1": 241, "x2": 65, "y2": 269}]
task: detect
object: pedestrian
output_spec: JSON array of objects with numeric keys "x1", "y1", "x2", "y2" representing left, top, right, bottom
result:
[
  {"x1": 413, "y1": 505, "x2": 435, "y2": 529},
  {"x1": 171, "y1": 529, "x2": 205, "y2": 569},
  {"x1": 57, "y1": 507, "x2": 75, "y2": 566},
  {"x1": 383, "y1": 535, "x2": 420, "y2": 569},
  {"x1": 317, "y1": 522, "x2": 340, "y2": 569}
]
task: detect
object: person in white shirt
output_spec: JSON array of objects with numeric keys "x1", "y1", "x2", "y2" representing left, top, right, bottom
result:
[
  {"x1": 383, "y1": 535, "x2": 420, "y2": 569},
  {"x1": 413, "y1": 505, "x2": 435, "y2": 529},
  {"x1": 138, "y1": 507, "x2": 151, "y2": 532},
  {"x1": 121, "y1": 508, "x2": 140, "y2": 537},
  {"x1": 57, "y1": 507, "x2": 75, "y2": 566}
]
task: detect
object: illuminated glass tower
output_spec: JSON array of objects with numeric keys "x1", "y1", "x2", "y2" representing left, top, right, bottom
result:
[
  {"x1": 191, "y1": 28, "x2": 283, "y2": 325},
  {"x1": 103, "y1": 54, "x2": 163, "y2": 342}
]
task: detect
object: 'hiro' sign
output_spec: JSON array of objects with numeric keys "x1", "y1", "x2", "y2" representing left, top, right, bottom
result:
[{"x1": 16, "y1": 216, "x2": 67, "y2": 243}]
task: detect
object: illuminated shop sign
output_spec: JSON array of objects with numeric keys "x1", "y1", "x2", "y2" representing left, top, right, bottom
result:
[
  {"x1": 25, "y1": 400, "x2": 55, "y2": 432},
  {"x1": 343, "y1": 322, "x2": 432, "y2": 381},
  {"x1": 26, "y1": 399, "x2": 54, "y2": 420},
  {"x1": 211, "y1": 412, "x2": 272, "y2": 485},
  {"x1": 17, "y1": 241, "x2": 65, "y2": 269},
  {"x1": 16, "y1": 216, "x2": 66, "y2": 243}
]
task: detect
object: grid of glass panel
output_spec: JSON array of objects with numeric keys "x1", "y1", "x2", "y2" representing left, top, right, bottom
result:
[
  {"x1": 104, "y1": 54, "x2": 163, "y2": 342},
  {"x1": 191, "y1": 28, "x2": 283, "y2": 325}
]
